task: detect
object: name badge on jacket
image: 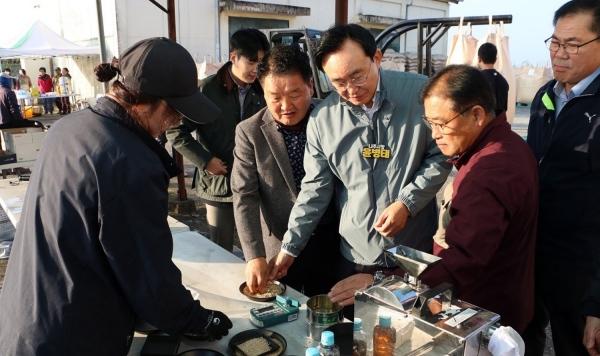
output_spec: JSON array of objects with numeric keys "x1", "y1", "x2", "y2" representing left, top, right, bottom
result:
[{"x1": 362, "y1": 144, "x2": 391, "y2": 159}]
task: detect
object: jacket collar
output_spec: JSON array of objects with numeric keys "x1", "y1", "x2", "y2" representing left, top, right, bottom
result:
[
  {"x1": 91, "y1": 97, "x2": 180, "y2": 178},
  {"x1": 544, "y1": 68, "x2": 600, "y2": 101},
  {"x1": 451, "y1": 112, "x2": 510, "y2": 169},
  {"x1": 580, "y1": 67, "x2": 600, "y2": 96},
  {"x1": 216, "y1": 61, "x2": 263, "y2": 95},
  {"x1": 259, "y1": 108, "x2": 298, "y2": 195}
]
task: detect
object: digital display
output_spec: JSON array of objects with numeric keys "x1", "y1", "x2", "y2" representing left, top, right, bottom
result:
[
  {"x1": 392, "y1": 287, "x2": 417, "y2": 303},
  {"x1": 257, "y1": 305, "x2": 276, "y2": 313}
]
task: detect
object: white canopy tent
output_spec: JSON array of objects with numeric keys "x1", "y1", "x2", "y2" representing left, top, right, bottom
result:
[
  {"x1": 0, "y1": 21, "x2": 99, "y2": 58},
  {"x1": 0, "y1": 48, "x2": 22, "y2": 58}
]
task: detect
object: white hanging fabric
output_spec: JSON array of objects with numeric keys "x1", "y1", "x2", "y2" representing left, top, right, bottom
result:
[
  {"x1": 477, "y1": 17, "x2": 517, "y2": 123},
  {"x1": 514, "y1": 63, "x2": 553, "y2": 104},
  {"x1": 446, "y1": 17, "x2": 479, "y2": 65}
]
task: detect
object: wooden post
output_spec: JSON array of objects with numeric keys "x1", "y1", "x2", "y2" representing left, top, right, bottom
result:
[
  {"x1": 167, "y1": 0, "x2": 176, "y2": 40},
  {"x1": 165, "y1": 0, "x2": 188, "y2": 202},
  {"x1": 95, "y1": 0, "x2": 109, "y2": 93},
  {"x1": 335, "y1": 0, "x2": 348, "y2": 26}
]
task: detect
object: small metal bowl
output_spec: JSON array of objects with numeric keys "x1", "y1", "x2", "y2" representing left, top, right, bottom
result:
[
  {"x1": 306, "y1": 294, "x2": 343, "y2": 325},
  {"x1": 239, "y1": 281, "x2": 286, "y2": 302}
]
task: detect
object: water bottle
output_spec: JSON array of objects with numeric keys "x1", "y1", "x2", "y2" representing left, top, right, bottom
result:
[
  {"x1": 353, "y1": 318, "x2": 368, "y2": 356},
  {"x1": 306, "y1": 347, "x2": 320, "y2": 356},
  {"x1": 318, "y1": 330, "x2": 340, "y2": 356},
  {"x1": 373, "y1": 315, "x2": 396, "y2": 356}
]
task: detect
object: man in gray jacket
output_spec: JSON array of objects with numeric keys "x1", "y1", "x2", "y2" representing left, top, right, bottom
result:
[
  {"x1": 232, "y1": 45, "x2": 339, "y2": 297},
  {"x1": 270, "y1": 24, "x2": 451, "y2": 306}
]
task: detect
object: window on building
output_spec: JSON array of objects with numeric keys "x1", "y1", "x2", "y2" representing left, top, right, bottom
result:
[
  {"x1": 0, "y1": 59, "x2": 21, "y2": 77},
  {"x1": 228, "y1": 17, "x2": 289, "y2": 39}
]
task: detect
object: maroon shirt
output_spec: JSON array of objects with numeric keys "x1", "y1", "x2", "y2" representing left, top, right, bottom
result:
[
  {"x1": 420, "y1": 113, "x2": 538, "y2": 333},
  {"x1": 37, "y1": 74, "x2": 53, "y2": 93}
]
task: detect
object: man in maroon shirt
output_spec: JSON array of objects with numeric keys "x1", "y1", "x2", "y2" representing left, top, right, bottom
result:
[
  {"x1": 37, "y1": 67, "x2": 54, "y2": 114},
  {"x1": 418, "y1": 65, "x2": 539, "y2": 333}
]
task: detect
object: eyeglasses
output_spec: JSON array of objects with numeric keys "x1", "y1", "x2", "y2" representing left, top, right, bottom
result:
[
  {"x1": 329, "y1": 61, "x2": 372, "y2": 90},
  {"x1": 422, "y1": 105, "x2": 474, "y2": 134},
  {"x1": 544, "y1": 35, "x2": 600, "y2": 54}
]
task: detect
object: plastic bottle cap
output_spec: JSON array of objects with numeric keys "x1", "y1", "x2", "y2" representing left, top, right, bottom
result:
[
  {"x1": 379, "y1": 315, "x2": 392, "y2": 328},
  {"x1": 321, "y1": 330, "x2": 335, "y2": 346},
  {"x1": 353, "y1": 318, "x2": 363, "y2": 331},
  {"x1": 306, "y1": 347, "x2": 320, "y2": 356}
]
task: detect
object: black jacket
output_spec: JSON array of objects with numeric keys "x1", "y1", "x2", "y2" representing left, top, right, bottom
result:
[
  {"x1": 482, "y1": 68, "x2": 509, "y2": 115},
  {"x1": 0, "y1": 98, "x2": 211, "y2": 356},
  {"x1": 527, "y1": 74, "x2": 600, "y2": 308},
  {"x1": 0, "y1": 85, "x2": 23, "y2": 124},
  {"x1": 584, "y1": 259, "x2": 600, "y2": 318},
  {"x1": 166, "y1": 62, "x2": 265, "y2": 203}
]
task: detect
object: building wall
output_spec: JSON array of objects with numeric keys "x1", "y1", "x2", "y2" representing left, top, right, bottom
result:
[
  {"x1": 22, "y1": 0, "x2": 451, "y2": 98},
  {"x1": 112, "y1": 0, "x2": 448, "y2": 62},
  {"x1": 52, "y1": 55, "x2": 104, "y2": 100},
  {"x1": 351, "y1": 0, "x2": 405, "y2": 21},
  {"x1": 113, "y1": 0, "x2": 336, "y2": 63},
  {"x1": 349, "y1": 0, "x2": 449, "y2": 55},
  {"x1": 404, "y1": 0, "x2": 448, "y2": 54}
]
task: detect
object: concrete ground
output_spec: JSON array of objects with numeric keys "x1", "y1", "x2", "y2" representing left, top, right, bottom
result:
[{"x1": 513, "y1": 104, "x2": 531, "y2": 137}]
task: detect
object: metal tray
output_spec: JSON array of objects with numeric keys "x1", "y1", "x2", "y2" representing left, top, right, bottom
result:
[{"x1": 228, "y1": 329, "x2": 286, "y2": 356}]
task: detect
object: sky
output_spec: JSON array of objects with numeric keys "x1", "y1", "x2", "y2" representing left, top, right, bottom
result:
[
  {"x1": 449, "y1": 0, "x2": 569, "y2": 66},
  {"x1": 0, "y1": 0, "x2": 42, "y2": 47},
  {"x1": 0, "y1": 0, "x2": 86, "y2": 48}
]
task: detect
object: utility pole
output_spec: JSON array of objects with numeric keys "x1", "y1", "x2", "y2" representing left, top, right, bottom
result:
[
  {"x1": 95, "y1": 0, "x2": 109, "y2": 93},
  {"x1": 167, "y1": 0, "x2": 176, "y2": 40},
  {"x1": 166, "y1": 0, "x2": 188, "y2": 202},
  {"x1": 148, "y1": 0, "x2": 188, "y2": 201},
  {"x1": 335, "y1": 0, "x2": 348, "y2": 26}
]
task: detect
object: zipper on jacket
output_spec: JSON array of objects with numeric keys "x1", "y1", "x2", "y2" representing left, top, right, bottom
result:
[
  {"x1": 538, "y1": 93, "x2": 594, "y2": 166},
  {"x1": 366, "y1": 113, "x2": 378, "y2": 209}
]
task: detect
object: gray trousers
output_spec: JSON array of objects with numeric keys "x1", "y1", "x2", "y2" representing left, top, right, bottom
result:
[{"x1": 205, "y1": 203, "x2": 234, "y2": 252}]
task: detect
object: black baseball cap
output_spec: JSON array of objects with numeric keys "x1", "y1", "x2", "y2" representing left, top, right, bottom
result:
[{"x1": 119, "y1": 37, "x2": 219, "y2": 124}]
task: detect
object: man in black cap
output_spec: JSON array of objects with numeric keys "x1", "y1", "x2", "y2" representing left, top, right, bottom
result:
[
  {"x1": 0, "y1": 37, "x2": 233, "y2": 356},
  {"x1": 167, "y1": 28, "x2": 270, "y2": 252}
]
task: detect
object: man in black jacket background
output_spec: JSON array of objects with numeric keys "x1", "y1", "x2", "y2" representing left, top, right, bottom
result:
[
  {"x1": 0, "y1": 75, "x2": 23, "y2": 124},
  {"x1": 167, "y1": 28, "x2": 269, "y2": 252},
  {"x1": 477, "y1": 42, "x2": 509, "y2": 116},
  {"x1": 524, "y1": 1, "x2": 600, "y2": 355}
]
